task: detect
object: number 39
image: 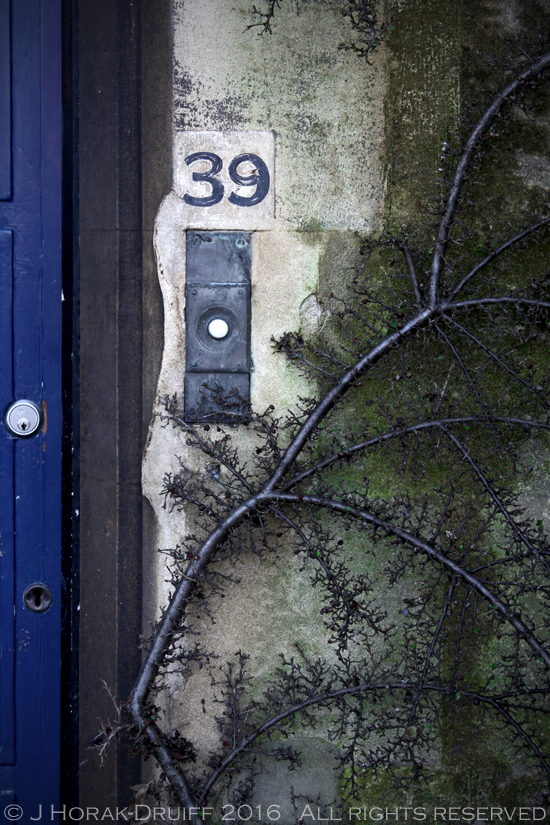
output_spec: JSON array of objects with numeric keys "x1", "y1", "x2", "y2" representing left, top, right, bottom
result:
[{"x1": 183, "y1": 152, "x2": 270, "y2": 208}]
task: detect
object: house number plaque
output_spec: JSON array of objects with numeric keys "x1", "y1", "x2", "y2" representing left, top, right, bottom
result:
[{"x1": 174, "y1": 130, "x2": 275, "y2": 231}]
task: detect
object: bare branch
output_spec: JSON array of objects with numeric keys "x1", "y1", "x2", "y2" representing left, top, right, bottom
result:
[
  {"x1": 401, "y1": 243, "x2": 422, "y2": 309},
  {"x1": 268, "y1": 492, "x2": 550, "y2": 669},
  {"x1": 430, "y1": 52, "x2": 550, "y2": 308},
  {"x1": 449, "y1": 216, "x2": 550, "y2": 300}
]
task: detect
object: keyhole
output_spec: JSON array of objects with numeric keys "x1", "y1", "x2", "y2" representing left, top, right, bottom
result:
[
  {"x1": 23, "y1": 583, "x2": 52, "y2": 614},
  {"x1": 4, "y1": 400, "x2": 42, "y2": 438}
]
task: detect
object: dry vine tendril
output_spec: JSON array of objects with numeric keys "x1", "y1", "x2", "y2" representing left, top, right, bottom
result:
[
  {"x1": 247, "y1": 0, "x2": 390, "y2": 62},
  {"x1": 114, "y1": 47, "x2": 550, "y2": 821}
]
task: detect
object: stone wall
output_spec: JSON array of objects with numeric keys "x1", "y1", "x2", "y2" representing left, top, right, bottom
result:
[{"x1": 140, "y1": 0, "x2": 550, "y2": 815}]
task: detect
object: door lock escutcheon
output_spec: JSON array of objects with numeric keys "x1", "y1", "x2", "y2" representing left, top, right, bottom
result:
[
  {"x1": 23, "y1": 583, "x2": 53, "y2": 614},
  {"x1": 185, "y1": 231, "x2": 251, "y2": 423}
]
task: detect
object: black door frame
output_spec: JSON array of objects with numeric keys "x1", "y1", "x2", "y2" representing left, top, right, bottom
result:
[{"x1": 67, "y1": 0, "x2": 172, "y2": 806}]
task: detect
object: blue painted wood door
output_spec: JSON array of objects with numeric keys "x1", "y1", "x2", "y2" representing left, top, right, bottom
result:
[{"x1": 0, "y1": 0, "x2": 62, "y2": 815}]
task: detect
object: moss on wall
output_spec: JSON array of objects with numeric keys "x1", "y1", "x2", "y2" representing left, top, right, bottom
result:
[
  {"x1": 327, "y1": 0, "x2": 550, "y2": 812},
  {"x1": 386, "y1": 0, "x2": 461, "y2": 225}
]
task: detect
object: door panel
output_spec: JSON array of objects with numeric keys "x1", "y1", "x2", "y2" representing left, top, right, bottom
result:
[
  {"x1": 0, "y1": 0, "x2": 11, "y2": 200},
  {"x1": 0, "y1": 231, "x2": 15, "y2": 767},
  {"x1": 0, "y1": 0, "x2": 62, "y2": 810}
]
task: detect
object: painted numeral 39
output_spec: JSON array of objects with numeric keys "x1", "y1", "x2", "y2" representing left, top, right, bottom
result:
[{"x1": 183, "y1": 152, "x2": 270, "y2": 208}]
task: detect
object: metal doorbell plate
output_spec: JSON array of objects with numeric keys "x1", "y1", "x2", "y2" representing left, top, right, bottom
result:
[
  {"x1": 186, "y1": 231, "x2": 250, "y2": 284},
  {"x1": 185, "y1": 284, "x2": 250, "y2": 373},
  {"x1": 185, "y1": 231, "x2": 251, "y2": 423},
  {"x1": 185, "y1": 373, "x2": 250, "y2": 424}
]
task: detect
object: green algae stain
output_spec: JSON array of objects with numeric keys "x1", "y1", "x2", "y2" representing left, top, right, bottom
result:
[
  {"x1": 341, "y1": 757, "x2": 541, "y2": 815},
  {"x1": 387, "y1": 0, "x2": 461, "y2": 227}
]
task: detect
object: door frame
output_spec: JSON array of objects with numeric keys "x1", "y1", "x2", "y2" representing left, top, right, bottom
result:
[{"x1": 75, "y1": 0, "x2": 172, "y2": 806}]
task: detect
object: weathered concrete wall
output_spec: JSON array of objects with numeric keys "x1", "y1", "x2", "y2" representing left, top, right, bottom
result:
[
  {"x1": 142, "y1": 0, "x2": 387, "y2": 774},
  {"x1": 172, "y1": 0, "x2": 386, "y2": 231}
]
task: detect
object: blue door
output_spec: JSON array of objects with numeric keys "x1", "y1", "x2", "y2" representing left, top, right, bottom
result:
[{"x1": 0, "y1": 0, "x2": 62, "y2": 814}]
